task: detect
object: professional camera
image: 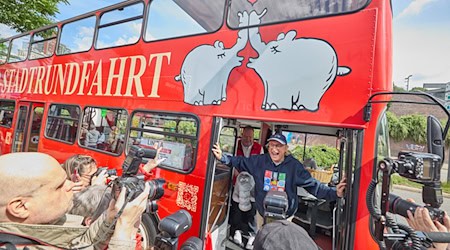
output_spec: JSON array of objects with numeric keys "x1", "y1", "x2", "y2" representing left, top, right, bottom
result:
[
  {"x1": 388, "y1": 194, "x2": 444, "y2": 223},
  {"x1": 263, "y1": 190, "x2": 289, "y2": 225},
  {"x1": 112, "y1": 145, "x2": 165, "y2": 202},
  {"x1": 95, "y1": 167, "x2": 117, "y2": 177}
]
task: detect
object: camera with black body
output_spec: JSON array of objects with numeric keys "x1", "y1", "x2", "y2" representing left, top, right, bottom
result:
[
  {"x1": 391, "y1": 151, "x2": 443, "y2": 208},
  {"x1": 155, "y1": 209, "x2": 198, "y2": 250},
  {"x1": 263, "y1": 190, "x2": 289, "y2": 225},
  {"x1": 95, "y1": 167, "x2": 117, "y2": 177},
  {"x1": 112, "y1": 145, "x2": 165, "y2": 202}
]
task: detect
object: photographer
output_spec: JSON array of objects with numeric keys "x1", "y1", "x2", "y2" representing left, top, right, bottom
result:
[
  {"x1": 405, "y1": 198, "x2": 450, "y2": 250},
  {"x1": 62, "y1": 154, "x2": 109, "y2": 192},
  {"x1": 0, "y1": 152, "x2": 150, "y2": 249}
]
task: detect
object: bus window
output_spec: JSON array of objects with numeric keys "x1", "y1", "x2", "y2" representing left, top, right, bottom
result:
[
  {"x1": 30, "y1": 27, "x2": 58, "y2": 60},
  {"x1": 0, "y1": 41, "x2": 8, "y2": 65},
  {"x1": 45, "y1": 104, "x2": 80, "y2": 144},
  {"x1": 0, "y1": 100, "x2": 15, "y2": 128},
  {"x1": 129, "y1": 111, "x2": 198, "y2": 172},
  {"x1": 8, "y1": 34, "x2": 30, "y2": 63},
  {"x1": 228, "y1": 0, "x2": 369, "y2": 28},
  {"x1": 144, "y1": 0, "x2": 226, "y2": 42},
  {"x1": 80, "y1": 107, "x2": 128, "y2": 154},
  {"x1": 96, "y1": 2, "x2": 144, "y2": 49},
  {"x1": 219, "y1": 127, "x2": 237, "y2": 155},
  {"x1": 57, "y1": 16, "x2": 96, "y2": 55}
]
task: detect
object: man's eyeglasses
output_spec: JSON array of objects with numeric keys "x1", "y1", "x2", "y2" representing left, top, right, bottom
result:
[{"x1": 267, "y1": 143, "x2": 285, "y2": 149}]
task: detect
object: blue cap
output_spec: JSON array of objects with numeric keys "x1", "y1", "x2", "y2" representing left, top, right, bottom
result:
[{"x1": 267, "y1": 134, "x2": 287, "y2": 145}]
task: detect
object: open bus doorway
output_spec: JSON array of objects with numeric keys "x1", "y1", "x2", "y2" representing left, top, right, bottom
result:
[
  {"x1": 11, "y1": 102, "x2": 44, "y2": 153},
  {"x1": 206, "y1": 118, "x2": 359, "y2": 250}
]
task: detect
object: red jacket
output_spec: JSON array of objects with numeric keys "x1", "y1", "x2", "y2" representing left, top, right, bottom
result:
[{"x1": 236, "y1": 141, "x2": 263, "y2": 157}]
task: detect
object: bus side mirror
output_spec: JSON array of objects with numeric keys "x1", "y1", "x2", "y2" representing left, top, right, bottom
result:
[{"x1": 427, "y1": 115, "x2": 445, "y2": 164}]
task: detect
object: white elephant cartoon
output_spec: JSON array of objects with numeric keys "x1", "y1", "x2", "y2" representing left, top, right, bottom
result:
[
  {"x1": 248, "y1": 9, "x2": 351, "y2": 111},
  {"x1": 175, "y1": 11, "x2": 249, "y2": 105}
]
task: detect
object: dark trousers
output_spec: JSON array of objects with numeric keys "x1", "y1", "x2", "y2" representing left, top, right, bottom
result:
[{"x1": 229, "y1": 200, "x2": 256, "y2": 237}]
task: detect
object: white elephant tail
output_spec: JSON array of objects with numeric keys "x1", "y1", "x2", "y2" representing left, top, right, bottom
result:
[
  {"x1": 337, "y1": 66, "x2": 351, "y2": 76},
  {"x1": 175, "y1": 75, "x2": 181, "y2": 81}
]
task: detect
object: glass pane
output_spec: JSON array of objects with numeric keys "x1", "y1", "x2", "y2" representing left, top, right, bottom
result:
[
  {"x1": 80, "y1": 107, "x2": 128, "y2": 154},
  {"x1": 228, "y1": 0, "x2": 369, "y2": 28},
  {"x1": 30, "y1": 27, "x2": 58, "y2": 59},
  {"x1": 219, "y1": 127, "x2": 237, "y2": 155},
  {"x1": 129, "y1": 112, "x2": 198, "y2": 171},
  {"x1": 0, "y1": 41, "x2": 9, "y2": 64},
  {"x1": 58, "y1": 16, "x2": 96, "y2": 55},
  {"x1": 0, "y1": 101, "x2": 15, "y2": 127},
  {"x1": 13, "y1": 106, "x2": 28, "y2": 152},
  {"x1": 96, "y1": 3, "x2": 144, "y2": 49},
  {"x1": 8, "y1": 35, "x2": 30, "y2": 63},
  {"x1": 46, "y1": 104, "x2": 80, "y2": 143},
  {"x1": 28, "y1": 107, "x2": 44, "y2": 152},
  {"x1": 145, "y1": 0, "x2": 226, "y2": 41}
]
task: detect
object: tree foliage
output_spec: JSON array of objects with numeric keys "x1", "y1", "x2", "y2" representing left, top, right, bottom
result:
[
  {"x1": 0, "y1": 0, "x2": 69, "y2": 33},
  {"x1": 291, "y1": 145, "x2": 339, "y2": 170}
]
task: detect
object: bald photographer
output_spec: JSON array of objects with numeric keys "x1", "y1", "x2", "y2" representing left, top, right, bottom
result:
[{"x1": 0, "y1": 152, "x2": 150, "y2": 249}]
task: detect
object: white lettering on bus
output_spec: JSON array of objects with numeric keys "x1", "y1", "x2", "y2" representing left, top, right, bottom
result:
[
  {"x1": 0, "y1": 52, "x2": 171, "y2": 98},
  {"x1": 148, "y1": 52, "x2": 171, "y2": 98}
]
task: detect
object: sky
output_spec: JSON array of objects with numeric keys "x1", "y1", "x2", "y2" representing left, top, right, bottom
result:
[{"x1": 0, "y1": 0, "x2": 449, "y2": 89}]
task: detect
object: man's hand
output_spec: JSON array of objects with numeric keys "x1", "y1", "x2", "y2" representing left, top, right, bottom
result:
[
  {"x1": 91, "y1": 169, "x2": 108, "y2": 186},
  {"x1": 212, "y1": 142, "x2": 222, "y2": 160},
  {"x1": 107, "y1": 183, "x2": 150, "y2": 240},
  {"x1": 142, "y1": 143, "x2": 164, "y2": 173},
  {"x1": 406, "y1": 199, "x2": 450, "y2": 250},
  {"x1": 336, "y1": 177, "x2": 346, "y2": 198},
  {"x1": 72, "y1": 181, "x2": 84, "y2": 193}
]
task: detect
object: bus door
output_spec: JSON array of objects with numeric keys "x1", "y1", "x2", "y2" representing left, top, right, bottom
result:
[
  {"x1": 202, "y1": 117, "x2": 237, "y2": 249},
  {"x1": 334, "y1": 129, "x2": 361, "y2": 250},
  {"x1": 12, "y1": 102, "x2": 45, "y2": 152}
]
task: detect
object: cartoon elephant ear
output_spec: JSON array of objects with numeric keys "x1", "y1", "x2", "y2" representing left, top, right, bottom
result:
[
  {"x1": 214, "y1": 40, "x2": 225, "y2": 49},
  {"x1": 285, "y1": 30, "x2": 297, "y2": 41}
]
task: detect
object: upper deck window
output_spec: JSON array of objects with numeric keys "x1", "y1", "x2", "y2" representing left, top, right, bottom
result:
[
  {"x1": 8, "y1": 35, "x2": 30, "y2": 63},
  {"x1": 144, "y1": 0, "x2": 226, "y2": 42},
  {"x1": 0, "y1": 41, "x2": 8, "y2": 65},
  {"x1": 228, "y1": 0, "x2": 369, "y2": 28},
  {"x1": 96, "y1": 2, "x2": 144, "y2": 49},
  {"x1": 57, "y1": 16, "x2": 96, "y2": 55},
  {"x1": 30, "y1": 27, "x2": 58, "y2": 60}
]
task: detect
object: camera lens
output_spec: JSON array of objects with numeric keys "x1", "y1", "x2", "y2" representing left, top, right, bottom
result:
[
  {"x1": 389, "y1": 194, "x2": 444, "y2": 222},
  {"x1": 148, "y1": 178, "x2": 165, "y2": 200}
]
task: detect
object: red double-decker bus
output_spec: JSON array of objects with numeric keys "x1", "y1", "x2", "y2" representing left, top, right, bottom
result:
[{"x1": 1, "y1": 0, "x2": 449, "y2": 249}]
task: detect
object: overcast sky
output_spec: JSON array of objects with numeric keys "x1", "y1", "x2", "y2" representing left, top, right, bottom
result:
[{"x1": 1, "y1": 0, "x2": 449, "y2": 89}]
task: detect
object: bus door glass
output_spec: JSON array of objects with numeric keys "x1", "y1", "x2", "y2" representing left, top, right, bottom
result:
[{"x1": 12, "y1": 102, "x2": 44, "y2": 152}]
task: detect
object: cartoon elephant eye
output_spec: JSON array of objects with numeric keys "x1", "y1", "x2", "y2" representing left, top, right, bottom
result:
[
  {"x1": 270, "y1": 45, "x2": 281, "y2": 54},
  {"x1": 217, "y1": 52, "x2": 226, "y2": 59}
]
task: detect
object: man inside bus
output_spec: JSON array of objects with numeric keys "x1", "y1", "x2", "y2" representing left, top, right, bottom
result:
[
  {"x1": 231, "y1": 126, "x2": 263, "y2": 248},
  {"x1": 0, "y1": 152, "x2": 150, "y2": 249},
  {"x1": 212, "y1": 133, "x2": 346, "y2": 229}
]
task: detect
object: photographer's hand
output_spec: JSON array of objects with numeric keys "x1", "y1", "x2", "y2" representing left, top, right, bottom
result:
[
  {"x1": 91, "y1": 169, "x2": 108, "y2": 186},
  {"x1": 406, "y1": 200, "x2": 450, "y2": 250},
  {"x1": 212, "y1": 142, "x2": 222, "y2": 160},
  {"x1": 111, "y1": 183, "x2": 150, "y2": 241}
]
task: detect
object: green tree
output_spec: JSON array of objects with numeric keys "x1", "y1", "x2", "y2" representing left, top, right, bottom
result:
[
  {"x1": 411, "y1": 87, "x2": 427, "y2": 92},
  {"x1": 393, "y1": 84, "x2": 405, "y2": 92},
  {"x1": 0, "y1": 0, "x2": 69, "y2": 33}
]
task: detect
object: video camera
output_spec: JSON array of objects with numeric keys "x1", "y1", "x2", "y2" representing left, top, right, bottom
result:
[
  {"x1": 263, "y1": 190, "x2": 289, "y2": 225},
  {"x1": 112, "y1": 145, "x2": 165, "y2": 204}
]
